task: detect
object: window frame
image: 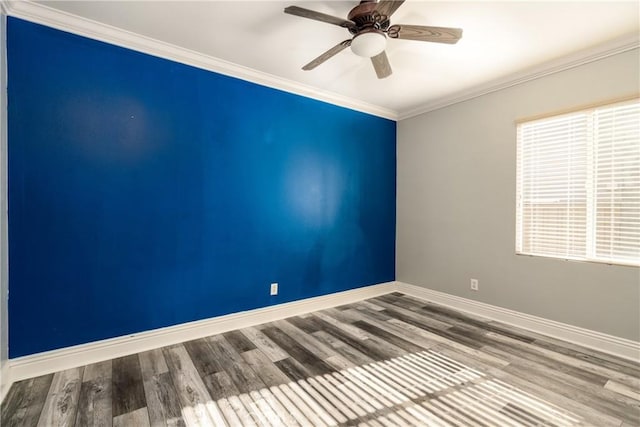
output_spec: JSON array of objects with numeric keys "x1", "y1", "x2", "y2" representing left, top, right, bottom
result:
[{"x1": 515, "y1": 96, "x2": 640, "y2": 267}]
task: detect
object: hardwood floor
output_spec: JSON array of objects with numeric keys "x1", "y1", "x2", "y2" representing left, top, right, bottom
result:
[{"x1": 2, "y1": 292, "x2": 639, "y2": 426}]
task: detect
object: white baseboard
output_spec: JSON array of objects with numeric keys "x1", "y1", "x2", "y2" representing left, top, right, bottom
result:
[
  {"x1": 8, "y1": 281, "x2": 396, "y2": 384},
  {"x1": 4, "y1": 279, "x2": 638, "y2": 405},
  {"x1": 396, "y1": 281, "x2": 640, "y2": 362}
]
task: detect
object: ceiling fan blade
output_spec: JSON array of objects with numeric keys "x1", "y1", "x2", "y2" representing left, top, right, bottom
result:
[
  {"x1": 302, "y1": 40, "x2": 352, "y2": 71},
  {"x1": 375, "y1": 0, "x2": 405, "y2": 18},
  {"x1": 371, "y1": 51, "x2": 392, "y2": 79},
  {"x1": 284, "y1": 6, "x2": 355, "y2": 29},
  {"x1": 387, "y1": 24, "x2": 462, "y2": 44}
]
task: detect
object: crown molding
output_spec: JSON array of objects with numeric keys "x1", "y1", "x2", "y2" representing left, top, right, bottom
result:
[
  {"x1": 4, "y1": 0, "x2": 398, "y2": 120},
  {"x1": 4, "y1": 1, "x2": 639, "y2": 123},
  {"x1": 399, "y1": 34, "x2": 640, "y2": 120}
]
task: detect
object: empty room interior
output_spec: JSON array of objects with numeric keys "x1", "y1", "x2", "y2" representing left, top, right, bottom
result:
[{"x1": 0, "y1": 0, "x2": 639, "y2": 426}]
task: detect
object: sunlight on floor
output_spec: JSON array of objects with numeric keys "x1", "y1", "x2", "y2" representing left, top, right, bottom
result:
[{"x1": 181, "y1": 349, "x2": 584, "y2": 426}]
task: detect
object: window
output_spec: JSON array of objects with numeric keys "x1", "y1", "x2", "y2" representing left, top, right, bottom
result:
[{"x1": 516, "y1": 98, "x2": 640, "y2": 266}]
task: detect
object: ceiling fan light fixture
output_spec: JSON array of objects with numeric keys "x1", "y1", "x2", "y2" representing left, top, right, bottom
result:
[{"x1": 350, "y1": 31, "x2": 386, "y2": 57}]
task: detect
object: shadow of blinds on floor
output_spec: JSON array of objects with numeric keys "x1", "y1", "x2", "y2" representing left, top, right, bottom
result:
[{"x1": 178, "y1": 349, "x2": 583, "y2": 426}]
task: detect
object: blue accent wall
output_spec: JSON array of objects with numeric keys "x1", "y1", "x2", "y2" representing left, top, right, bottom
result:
[{"x1": 7, "y1": 18, "x2": 396, "y2": 357}]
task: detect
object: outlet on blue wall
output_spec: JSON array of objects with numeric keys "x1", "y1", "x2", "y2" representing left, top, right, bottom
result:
[{"x1": 7, "y1": 17, "x2": 396, "y2": 357}]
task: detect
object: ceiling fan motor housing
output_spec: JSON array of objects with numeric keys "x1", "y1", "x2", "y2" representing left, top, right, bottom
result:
[{"x1": 347, "y1": 2, "x2": 390, "y2": 35}]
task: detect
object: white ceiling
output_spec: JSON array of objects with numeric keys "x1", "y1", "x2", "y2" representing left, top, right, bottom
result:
[{"x1": 11, "y1": 1, "x2": 640, "y2": 118}]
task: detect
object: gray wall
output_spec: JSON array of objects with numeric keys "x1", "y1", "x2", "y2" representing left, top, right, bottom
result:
[
  {"x1": 0, "y1": 10, "x2": 8, "y2": 397},
  {"x1": 397, "y1": 48, "x2": 640, "y2": 342}
]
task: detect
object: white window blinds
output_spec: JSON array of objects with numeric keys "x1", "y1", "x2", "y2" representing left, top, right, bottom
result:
[{"x1": 516, "y1": 99, "x2": 640, "y2": 266}]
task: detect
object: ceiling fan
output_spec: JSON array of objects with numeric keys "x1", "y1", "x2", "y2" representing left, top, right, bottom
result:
[{"x1": 284, "y1": 0, "x2": 462, "y2": 79}]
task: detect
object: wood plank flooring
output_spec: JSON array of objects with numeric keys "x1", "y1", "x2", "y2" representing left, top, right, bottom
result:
[{"x1": 2, "y1": 292, "x2": 639, "y2": 426}]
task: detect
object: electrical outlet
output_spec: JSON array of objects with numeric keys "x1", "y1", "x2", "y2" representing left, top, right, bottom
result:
[
  {"x1": 470, "y1": 279, "x2": 479, "y2": 291},
  {"x1": 270, "y1": 283, "x2": 278, "y2": 296}
]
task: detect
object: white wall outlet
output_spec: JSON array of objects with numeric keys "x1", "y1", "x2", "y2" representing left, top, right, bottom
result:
[
  {"x1": 470, "y1": 279, "x2": 479, "y2": 291},
  {"x1": 270, "y1": 283, "x2": 278, "y2": 296}
]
